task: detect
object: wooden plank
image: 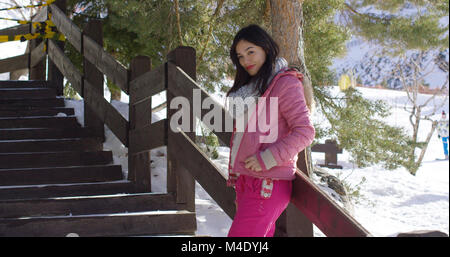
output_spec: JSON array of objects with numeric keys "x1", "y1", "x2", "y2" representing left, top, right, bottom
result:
[
  {"x1": 311, "y1": 144, "x2": 342, "y2": 153},
  {"x1": 291, "y1": 169, "x2": 371, "y2": 237},
  {"x1": 0, "y1": 98, "x2": 65, "y2": 109},
  {"x1": 0, "y1": 54, "x2": 28, "y2": 74},
  {"x1": 129, "y1": 64, "x2": 166, "y2": 103},
  {"x1": 0, "y1": 116, "x2": 79, "y2": 129},
  {"x1": 128, "y1": 56, "x2": 152, "y2": 191},
  {"x1": 83, "y1": 79, "x2": 129, "y2": 146},
  {"x1": 0, "y1": 210, "x2": 196, "y2": 237},
  {"x1": 0, "y1": 151, "x2": 113, "y2": 169},
  {"x1": 0, "y1": 164, "x2": 123, "y2": 186},
  {"x1": 0, "y1": 88, "x2": 55, "y2": 100},
  {"x1": 167, "y1": 47, "x2": 196, "y2": 211},
  {"x1": 170, "y1": 128, "x2": 236, "y2": 219},
  {"x1": 47, "y1": 2, "x2": 66, "y2": 96},
  {"x1": 47, "y1": 39, "x2": 82, "y2": 93},
  {"x1": 0, "y1": 81, "x2": 49, "y2": 88},
  {"x1": 0, "y1": 138, "x2": 101, "y2": 153},
  {"x1": 83, "y1": 20, "x2": 104, "y2": 149},
  {"x1": 129, "y1": 119, "x2": 167, "y2": 154},
  {"x1": 0, "y1": 24, "x2": 29, "y2": 37},
  {"x1": 0, "y1": 193, "x2": 183, "y2": 218},
  {"x1": 29, "y1": 5, "x2": 46, "y2": 80},
  {"x1": 30, "y1": 41, "x2": 46, "y2": 68},
  {"x1": 82, "y1": 34, "x2": 129, "y2": 94},
  {"x1": 31, "y1": 6, "x2": 48, "y2": 22},
  {"x1": 0, "y1": 107, "x2": 74, "y2": 118},
  {"x1": 168, "y1": 62, "x2": 232, "y2": 145},
  {"x1": 0, "y1": 181, "x2": 135, "y2": 201},
  {"x1": 132, "y1": 97, "x2": 153, "y2": 129},
  {"x1": 0, "y1": 127, "x2": 99, "y2": 141},
  {"x1": 49, "y1": 4, "x2": 82, "y2": 52}
]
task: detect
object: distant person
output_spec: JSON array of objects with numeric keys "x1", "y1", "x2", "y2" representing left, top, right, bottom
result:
[{"x1": 437, "y1": 111, "x2": 449, "y2": 160}]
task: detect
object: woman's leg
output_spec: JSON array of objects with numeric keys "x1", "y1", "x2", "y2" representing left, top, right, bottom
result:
[{"x1": 228, "y1": 176, "x2": 292, "y2": 237}]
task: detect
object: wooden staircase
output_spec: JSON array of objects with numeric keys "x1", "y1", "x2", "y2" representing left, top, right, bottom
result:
[{"x1": 0, "y1": 80, "x2": 196, "y2": 236}]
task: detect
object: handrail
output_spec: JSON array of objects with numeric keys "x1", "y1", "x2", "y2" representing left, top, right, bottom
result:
[
  {"x1": 0, "y1": 24, "x2": 29, "y2": 38},
  {"x1": 0, "y1": 41, "x2": 45, "y2": 74},
  {"x1": 0, "y1": 54, "x2": 28, "y2": 74},
  {"x1": 49, "y1": 4, "x2": 129, "y2": 94}
]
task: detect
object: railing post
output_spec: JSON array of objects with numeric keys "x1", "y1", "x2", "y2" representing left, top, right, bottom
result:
[
  {"x1": 166, "y1": 46, "x2": 196, "y2": 212},
  {"x1": 47, "y1": 0, "x2": 65, "y2": 95},
  {"x1": 275, "y1": 149, "x2": 314, "y2": 237},
  {"x1": 128, "y1": 56, "x2": 152, "y2": 192},
  {"x1": 83, "y1": 19, "x2": 104, "y2": 148},
  {"x1": 29, "y1": 11, "x2": 46, "y2": 80}
]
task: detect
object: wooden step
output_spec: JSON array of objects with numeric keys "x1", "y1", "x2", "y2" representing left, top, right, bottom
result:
[
  {"x1": 0, "y1": 88, "x2": 56, "y2": 99},
  {"x1": 0, "y1": 151, "x2": 113, "y2": 169},
  {"x1": 0, "y1": 193, "x2": 184, "y2": 218},
  {"x1": 0, "y1": 181, "x2": 135, "y2": 201},
  {"x1": 0, "y1": 107, "x2": 74, "y2": 118},
  {"x1": 0, "y1": 116, "x2": 80, "y2": 129},
  {"x1": 0, "y1": 210, "x2": 196, "y2": 237},
  {"x1": 0, "y1": 80, "x2": 50, "y2": 88},
  {"x1": 0, "y1": 98, "x2": 65, "y2": 109},
  {"x1": 0, "y1": 138, "x2": 102, "y2": 153},
  {"x1": 0, "y1": 127, "x2": 99, "y2": 140},
  {"x1": 0, "y1": 164, "x2": 123, "y2": 186}
]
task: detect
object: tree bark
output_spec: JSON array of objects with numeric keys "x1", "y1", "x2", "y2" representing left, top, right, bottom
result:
[{"x1": 270, "y1": 0, "x2": 314, "y2": 112}]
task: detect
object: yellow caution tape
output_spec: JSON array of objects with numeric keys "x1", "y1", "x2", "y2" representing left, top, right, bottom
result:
[
  {"x1": 0, "y1": 31, "x2": 65, "y2": 43},
  {"x1": 0, "y1": 0, "x2": 56, "y2": 12}
]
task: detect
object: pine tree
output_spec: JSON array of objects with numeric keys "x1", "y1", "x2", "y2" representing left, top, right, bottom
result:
[{"x1": 343, "y1": 0, "x2": 449, "y2": 53}]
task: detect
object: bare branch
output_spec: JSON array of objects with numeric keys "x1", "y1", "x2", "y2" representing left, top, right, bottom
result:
[
  {"x1": 173, "y1": 0, "x2": 183, "y2": 46},
  {"x1": 198, "y1": 0, "x2": 225, "y2": 63}
]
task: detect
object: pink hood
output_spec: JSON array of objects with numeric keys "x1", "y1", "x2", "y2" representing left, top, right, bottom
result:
[{"x1": 228, "y1": 69, "x2": 315, "y2": 183}]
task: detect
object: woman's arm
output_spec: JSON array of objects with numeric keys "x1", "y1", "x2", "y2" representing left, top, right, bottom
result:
[{"x1": 257, "y1": 76, "x2": 315, "y2": 170}]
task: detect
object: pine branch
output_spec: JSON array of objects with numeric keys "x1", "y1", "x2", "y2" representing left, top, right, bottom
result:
[
  {"x1": 344, "y1": 3, "x2": 392, "y2": 25},
  {"x1": 198, "y1": 0, "x2": 225, "y2": 63}
]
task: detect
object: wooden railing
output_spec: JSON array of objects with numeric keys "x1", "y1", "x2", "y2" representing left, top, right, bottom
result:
[{"x1": 0, "y1": 1, "x2": 371, "y2": 237}]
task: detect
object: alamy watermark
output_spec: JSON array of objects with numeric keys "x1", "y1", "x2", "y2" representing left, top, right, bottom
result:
[{"x1": 169, "y1": 89, "x2": 279, "y2": 143}]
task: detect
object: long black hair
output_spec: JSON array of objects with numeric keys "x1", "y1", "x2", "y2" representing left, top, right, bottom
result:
[{"x1": 227, "y1": 24, "x2": 280, "y2": 96}]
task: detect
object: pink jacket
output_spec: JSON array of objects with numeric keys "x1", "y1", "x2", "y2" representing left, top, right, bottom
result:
[{"x1": 228, "y1": 69, "x2": 315, "y2": 184}]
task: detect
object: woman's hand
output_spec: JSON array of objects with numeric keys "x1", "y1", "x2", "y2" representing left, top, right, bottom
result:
[{"x1": 244, "y1": 155, "x2": 262, "y2": 172}]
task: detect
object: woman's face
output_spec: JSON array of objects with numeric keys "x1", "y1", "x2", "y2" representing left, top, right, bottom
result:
[{"x1": 235, "y1": 40, "x2": 267, "y2": 76}]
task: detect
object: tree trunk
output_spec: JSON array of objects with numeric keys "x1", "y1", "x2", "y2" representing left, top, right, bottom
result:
[
  {"x1": 270, "y1": 0, "x2": 314, "y2": 112},
  {"x1": 107, "y1": 79, "x2": 121, "y2": 101},
  {"x1": 416, "y1": 121, "x2": 438, "y2": 170}
]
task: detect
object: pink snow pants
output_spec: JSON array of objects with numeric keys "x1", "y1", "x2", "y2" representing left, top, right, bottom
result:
[{"x1": 227, "y1": 175, "x2": 292, "y2": 237}]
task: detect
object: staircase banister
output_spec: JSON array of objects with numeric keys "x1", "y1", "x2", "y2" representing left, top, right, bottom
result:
[
  {"x1": 31, "y1": 5, "x2": 48, "y2": 22},
  {"x1": 48, "y1": 3, "x2": 82, "y2": 52},
  {"x1": 0, "y1": 54, "x2": 28, "y2": 74},
  {"x1": 0, "y1": 24, "x2": 29, "y2": 38},
  {"x1": 48, "y1": 3, "x2": 129, "y2": 94}
]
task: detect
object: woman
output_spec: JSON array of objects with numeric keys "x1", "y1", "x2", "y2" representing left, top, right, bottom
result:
[{"x1": 226, "y1": 24, "x2": 315, "y2": 237}]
